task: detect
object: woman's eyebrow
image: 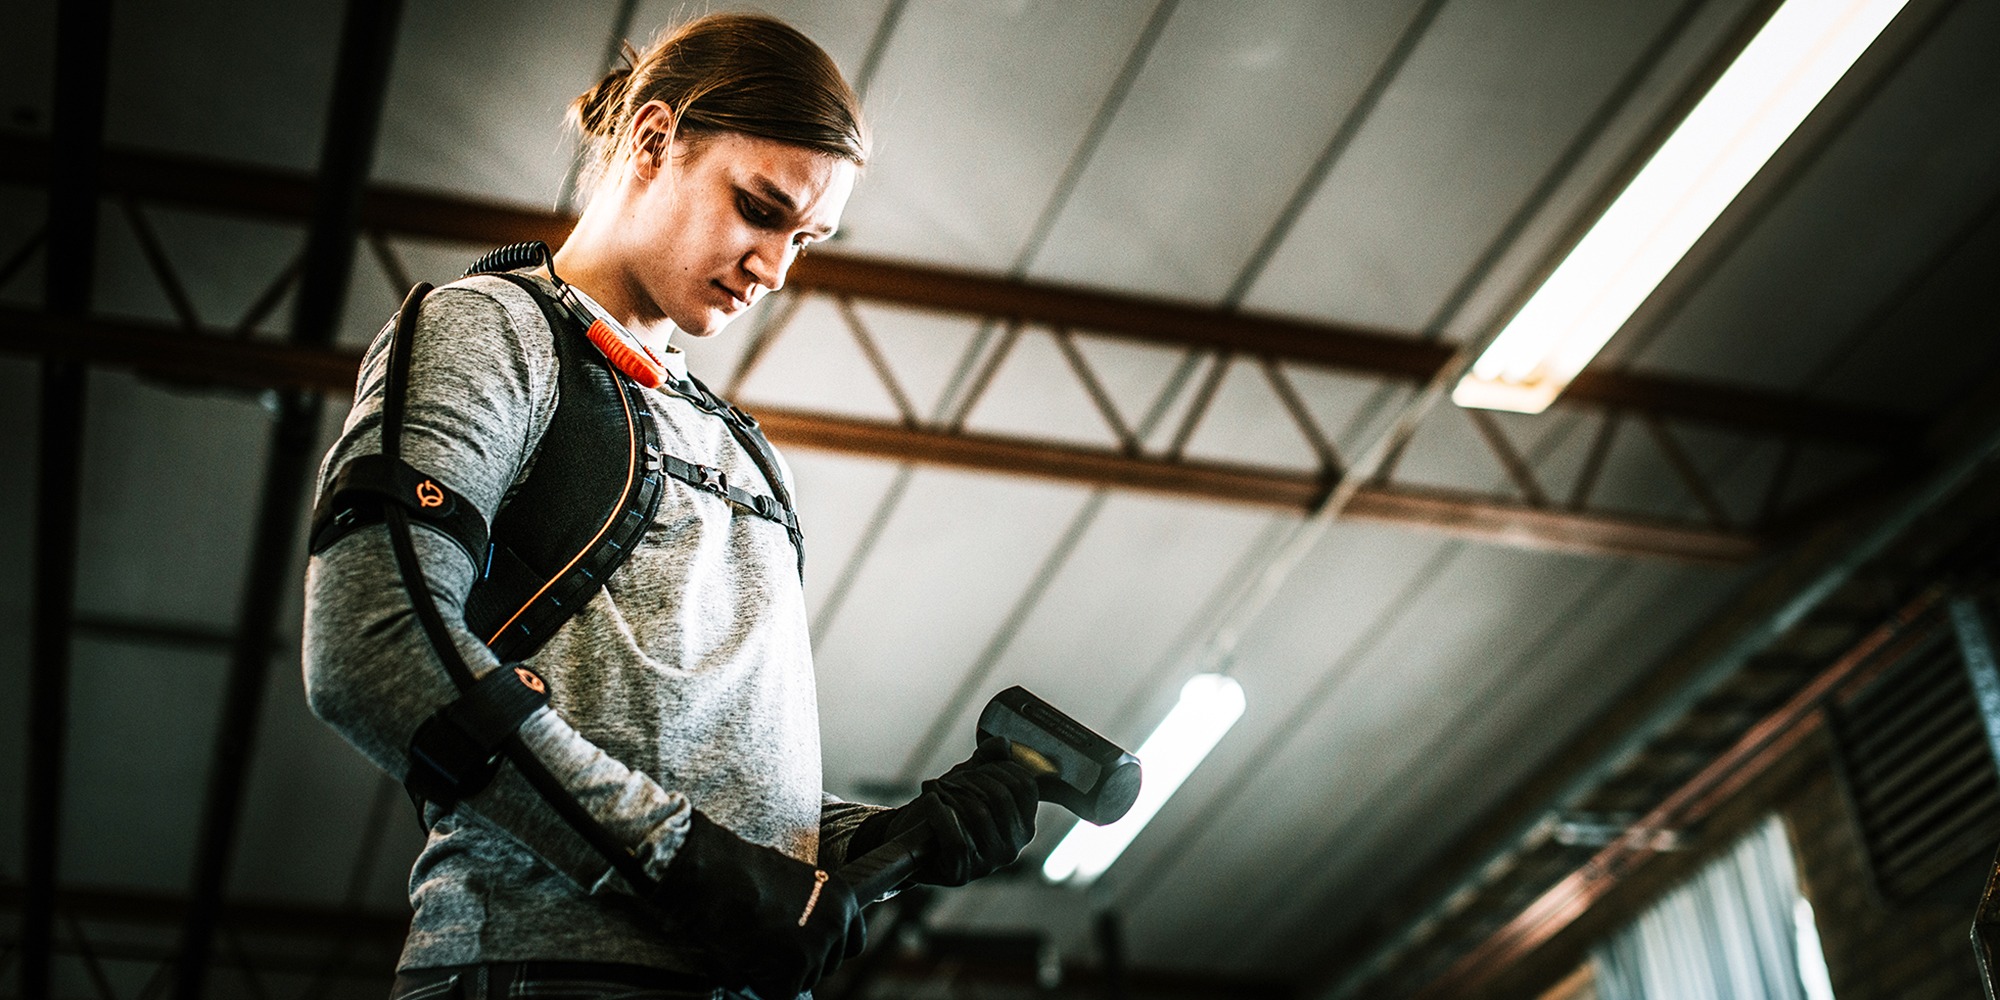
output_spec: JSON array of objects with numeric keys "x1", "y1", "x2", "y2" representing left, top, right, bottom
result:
[{"x1": 749, "y1": 177, "x2": 836, "y2": 236}]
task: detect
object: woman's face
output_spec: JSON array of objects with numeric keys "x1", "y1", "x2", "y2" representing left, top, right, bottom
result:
[{"x1": 617, "y1": 113, "x2": 857, "y2": 338}]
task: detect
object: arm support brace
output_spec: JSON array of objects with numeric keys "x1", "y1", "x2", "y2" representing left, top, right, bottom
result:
[
  {"x1": 309, "y1": 453, "x2": 490, "y2": 567},
  {"x1": 371, "y1": 282, "x2": 664, "y2": 896},
  {"x1": 405, "y1": 663, "x2": 551, "y2": 807}
]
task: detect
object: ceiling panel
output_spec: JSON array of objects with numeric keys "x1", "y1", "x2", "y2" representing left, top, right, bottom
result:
[
  {"x1": 1124, "y1": 543, "x2": 1615, "y2": 968},
  {"x1": 1401, "y1": 0, "x2": 1768, "y2": 350},
  {"x1": 1617, "y1": 0, "x2": 2000, "y2": 399},
  {"x1": 1023, "y1": 0, "x2": 1428, "y2": 303},
  {"x1": 59, "y1": 640, "x2": 231, "y2": 891},
  {"x1": 1112, "y1": 549, "x2": 1743, "y2": 975},
  {"x1": 887, "y1": 493, "x2": 1287, "y2": 784},
  {"x1": 958, "y1": 326, "x2": 1141, "y2": 450},
  {"x1": 835, "y1": 0, "x2": 1163, "y2": 271},
  {"x1": 1817, "y1": 208, "x2": 2000, "y2": 411},
  {"x1": 782, "y1": 450, "x2": 913, "y2": 615},
  {"x1": 230, "y1": 662, "x2": 417, "y2": 909},
  {"x1": 372, "y1": 0, "x2": 619, "y2": 207},
  {"x1": 73, "y1": 373, "x2": 268, "y2": 629},
  {"x1": 1243, "y1": 557, "x2": 1748, "y2": 971},
  {"x1": 1176, "y1": 355, "x2": 1328, "y2": 473},
  {"x1": 733, "y1": 295, "x2": 920, "y2": 423},
  {"x1": 1242, "y1": 0, "x2": 1694, "y2": 334},
  {"x1": 102, "y1": 0, "x2": 344, "y2": 170},
  {"x1": 813, "y1": 469, "x2": 1102, "y2": 796},
  {"x1": 1058, "y1": 522, "x2": 1462, "y2": 891},
  {"x1": 951, "y1": 519, "x2": 1460, "y2": 949}
]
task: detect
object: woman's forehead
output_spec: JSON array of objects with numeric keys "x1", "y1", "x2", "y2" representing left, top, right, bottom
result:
[{"x1": 712, "y1": 134, "x2": 856, "y2": 230}]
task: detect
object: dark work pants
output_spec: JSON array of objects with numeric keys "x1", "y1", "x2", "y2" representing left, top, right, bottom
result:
[{"x1": 389, "y1": 961, "x2": 731, "y2": 999}]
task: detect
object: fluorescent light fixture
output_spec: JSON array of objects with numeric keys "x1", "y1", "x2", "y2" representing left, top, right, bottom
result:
[
  {"x1": 1042, "y1": 674, "x2": 1246, "y2": 885},
  {"x1": 1453, "y1": 0, "x2": 1911, "y2": 414}
]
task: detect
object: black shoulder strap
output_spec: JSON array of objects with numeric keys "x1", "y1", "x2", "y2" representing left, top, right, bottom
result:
[{"x1": 462, "y1": 272, "x2": 666, "y2": 663}]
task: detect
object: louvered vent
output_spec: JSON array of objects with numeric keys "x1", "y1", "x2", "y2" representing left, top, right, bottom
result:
[{"x1": 1829, "y1": 615, "x2": 2000, "y2": 904}]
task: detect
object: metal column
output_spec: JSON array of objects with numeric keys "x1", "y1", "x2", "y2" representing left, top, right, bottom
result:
[
  {"x1": 171, "y1": 1, "x2": 404, "y2": 996},
  {"x1": 22, "y1": 0, "x2": 112, "y2": 996}
]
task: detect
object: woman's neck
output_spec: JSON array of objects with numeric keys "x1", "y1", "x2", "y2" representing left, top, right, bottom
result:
[{"x1": 551, "y1": 203, "x2": 680, "y2": 353}]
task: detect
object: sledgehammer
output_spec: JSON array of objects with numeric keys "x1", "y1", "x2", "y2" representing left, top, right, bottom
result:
[{"x1": 839, "y1": 686, "x2": 1142, "y2": 900}]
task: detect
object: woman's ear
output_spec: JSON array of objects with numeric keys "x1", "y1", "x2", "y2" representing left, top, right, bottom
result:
[{"x1": 626, "y1": 100, "x2": 676, "y2": 180}]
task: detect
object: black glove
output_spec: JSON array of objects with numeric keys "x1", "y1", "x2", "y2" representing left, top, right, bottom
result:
[
  {"x1": 853, "y1": 737, "x2": 1040, "y2": 887},
  {"x1": 655, "y1": 809, "x2": 865, "y2": 1000}
]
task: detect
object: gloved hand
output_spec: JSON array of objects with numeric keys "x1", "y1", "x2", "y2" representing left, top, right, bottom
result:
[
  {"x1": 853, "y1": 737, "x2": 1040, "y2": 887},
  {"x1": 654, "y1": 809, "x2": 865, "y2": 1000}
]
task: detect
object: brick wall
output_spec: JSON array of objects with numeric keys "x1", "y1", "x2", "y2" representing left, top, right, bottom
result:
[{"x1": 1781, "y1": 737, "x2": 1988, "y2": 1000}]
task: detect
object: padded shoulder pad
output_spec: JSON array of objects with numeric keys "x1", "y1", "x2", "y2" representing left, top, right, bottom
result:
[{"x1": 309, "y1": 453, "x2": 491, "y2": 568}]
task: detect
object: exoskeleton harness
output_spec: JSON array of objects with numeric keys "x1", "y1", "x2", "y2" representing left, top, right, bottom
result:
[{"x1": 307, "y1": 242, "x2": 802, "y2": 891}]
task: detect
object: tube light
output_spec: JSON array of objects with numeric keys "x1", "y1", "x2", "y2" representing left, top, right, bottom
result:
[
  {"x1": 1453, "y1": 0, "x2": 1911, "y2": 414},
  {"x1": 1042, "y1": 674, "x2": 1246, "y2": 885}
]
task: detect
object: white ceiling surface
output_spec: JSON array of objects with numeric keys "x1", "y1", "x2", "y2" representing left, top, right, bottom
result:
[
  {"x1": 4, "y1": 0, "x2": 1999, "y2": 988},
  {"x1": 1621, "y1": 0, "x2": 2000, "y2": 407}
]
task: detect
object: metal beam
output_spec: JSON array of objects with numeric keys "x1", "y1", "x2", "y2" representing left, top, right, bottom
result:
[
  {"x1": 23, "y1": 1, "x2": 112, "y2": 997},
  {"x1": 0, "y1": 135, "x2": 1918, "y2": 449},
  {"x1": 0, "y1": 308, "x2": 1762, "y2": 563},
  {"x1": 172, "y1": 2, "x2": 403, "y2": 997}
]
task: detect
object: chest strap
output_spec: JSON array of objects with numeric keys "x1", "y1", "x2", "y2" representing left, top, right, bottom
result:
[
  {"x1": 661, "y1": 371, "x2": 806, "y2": 578},
  {"x1": 660, "y1": 454, "x2": 801, "y2": 534}
]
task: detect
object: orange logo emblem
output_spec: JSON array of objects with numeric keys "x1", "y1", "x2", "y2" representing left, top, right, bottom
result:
[
  {"x1": 514, "y1": 667, "x2": 546, "y2": 694},
  {"x1": 415, "y1": 479, "x2": 445, "y2": 508}
]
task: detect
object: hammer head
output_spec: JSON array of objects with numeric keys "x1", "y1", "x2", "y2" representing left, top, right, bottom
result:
[{"x1": 977, "y1": 686, "x2": 1141, "y2": 826}]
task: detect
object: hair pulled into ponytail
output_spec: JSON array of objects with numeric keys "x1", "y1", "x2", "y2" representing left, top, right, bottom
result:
[
  {"x1": 570, "y1": 43, "x2": 637, "y2": 140},
  {"x1": 567, "y1": 13, "x2": 868, "y2": 199}
]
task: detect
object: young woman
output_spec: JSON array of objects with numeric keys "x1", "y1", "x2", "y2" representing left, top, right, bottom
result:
[{"x1": 303, "y1": 14, "x2": 1038, "y2": 1000}]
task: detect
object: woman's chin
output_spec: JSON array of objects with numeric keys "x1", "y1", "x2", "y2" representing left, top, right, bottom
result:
[{"x1": 673, "y1": 308, "x2": 733, "y2": 339}]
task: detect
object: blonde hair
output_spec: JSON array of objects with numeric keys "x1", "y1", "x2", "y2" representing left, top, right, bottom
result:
[{"x1": 568, "y1": 12, "x2": 868, "y2": 196}]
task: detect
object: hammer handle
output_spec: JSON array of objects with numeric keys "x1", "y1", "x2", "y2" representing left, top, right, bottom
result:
[{"x1": 838, "y1": 825, "x2": 932, "y2": 903}]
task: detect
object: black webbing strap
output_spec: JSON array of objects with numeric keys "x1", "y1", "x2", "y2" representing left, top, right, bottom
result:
[
  {"x1": 659, "y1": 455, "x2": 800, "y2": 535},
  {"x1": 376, "y1": 281, "x2": 660, "y2": 896},
  {"x1": 667, "y1": 372, "x2": 806, "y2": 579},
  {"x1": 308, "y1": 453, "x2": 490, "y2": 566}
]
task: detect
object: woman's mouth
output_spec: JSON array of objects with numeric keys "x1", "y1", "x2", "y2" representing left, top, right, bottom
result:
[{"x1": 713, "y1": 281, "x2": 752, "y2": 310}]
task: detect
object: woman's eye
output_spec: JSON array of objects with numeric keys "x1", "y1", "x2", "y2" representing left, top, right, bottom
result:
[{"x1": 739, "y1": 196, "x2": 776, "y2": 226}]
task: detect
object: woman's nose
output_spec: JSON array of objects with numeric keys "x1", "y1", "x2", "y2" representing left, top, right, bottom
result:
[{"x1": 744, "y1": 237, "x2": 790, "y2": 292}]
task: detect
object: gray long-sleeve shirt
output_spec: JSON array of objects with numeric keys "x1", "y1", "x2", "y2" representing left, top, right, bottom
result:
[{"x1": 302, "y1": 274, "x2": 877, "y2": 974}]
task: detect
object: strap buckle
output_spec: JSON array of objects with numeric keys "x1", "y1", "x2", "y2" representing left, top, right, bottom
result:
[{"x1": 698, "y1": 465, "x2": 727, "y2": 494}]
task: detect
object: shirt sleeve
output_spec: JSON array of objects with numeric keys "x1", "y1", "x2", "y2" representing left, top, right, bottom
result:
[
  {"x1": 301, "y1": 280, "x2": 691, "y2": 895},
  {"x1": 818, "y1": 794, "x2": 891, "y2": 870}
]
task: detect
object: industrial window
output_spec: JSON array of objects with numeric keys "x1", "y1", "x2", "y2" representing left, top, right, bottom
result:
[
  {"x1": 1591, "y1": 816, "x2": 1836, "y2": 1000},
  {"x1": 1825, "y1": 597, "x2": 2000, "y2": 904}
]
